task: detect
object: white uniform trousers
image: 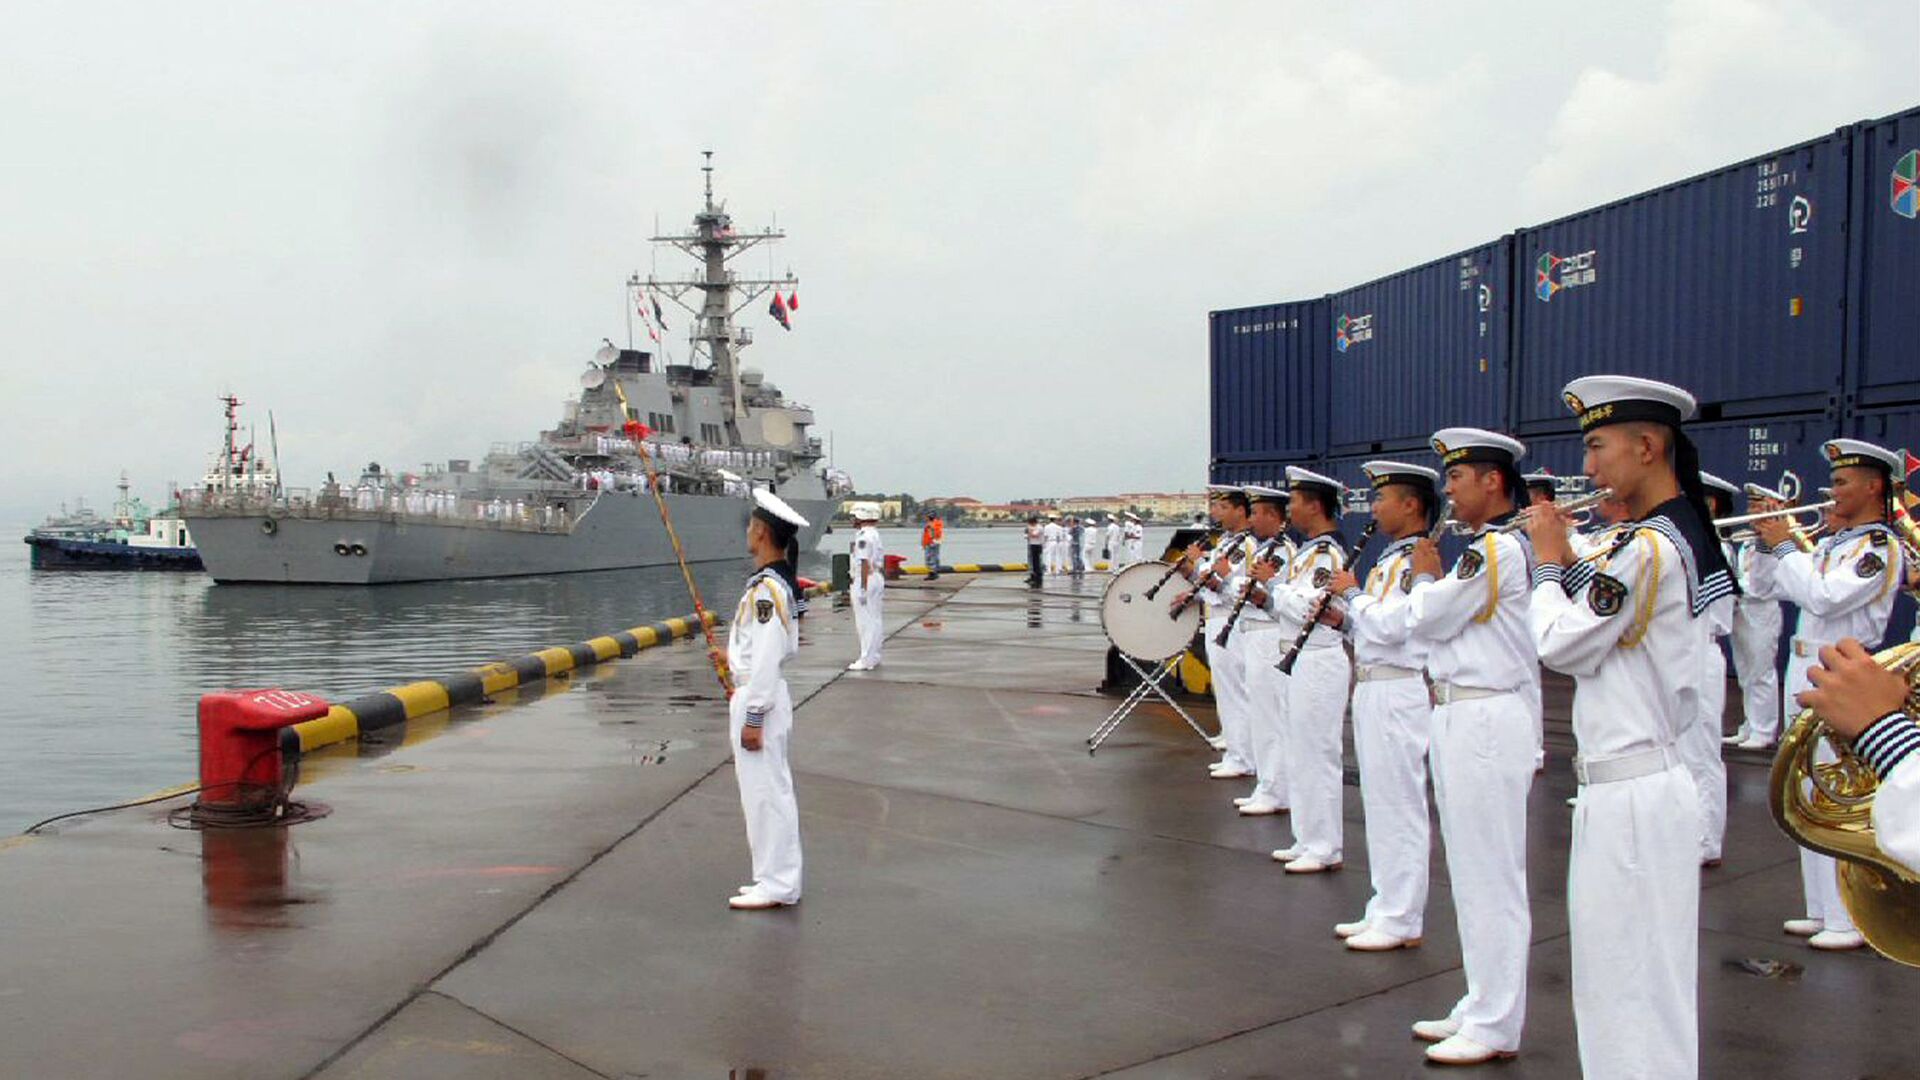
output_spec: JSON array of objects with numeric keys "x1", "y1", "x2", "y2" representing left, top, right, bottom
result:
[
  {"x1": 1236, "y1": 627, "x2": 1290, "y2": 809},
  {"x1": 1430, "y1": 692, "x2": 1533, "y2": 1052},
  {"x1": 1730, "y1": 600, "x2": 1782, "y2": 742},
  {"x1": 1524, "y1": 666, "x2": 1544, "y2": 771},
  {"x1": 1785, "y1": 652, "x2": 1854, "y2": 931},
  {"x1": 1569, "y1": 765, "x2": 1699, "y2": 1080},
  {"x1": 852, "y1": 586, "x2": 885, "y2": 667},
  {"x1": 1281, "y1": 644, "x2": 1351, "y2": 862},
  {"x1": 1677, "y1": 645, "x2": 1728, "y2": 862},
  {"x1": 1352, "y1": 676, "x2": 1432, "y2": 939},
  {"x1": 1207, "y1": 615, "x2": 1256, "y2": 772},
  {"x1": 729, "y1": 684, "x2": 802, "y2": 903}
]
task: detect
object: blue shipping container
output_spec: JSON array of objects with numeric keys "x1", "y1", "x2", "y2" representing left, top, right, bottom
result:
[
  {"x1": 1521, "y1": 414, "x2": 1837, "y2": 504},
  {"x1": 1210, "y1": 459, "x2": 1294, "y2": 486},
  {"x1": 1513, "y1": 132, "x2": 1851, "y2": 429},
  {"x1": 1327, "y1": 238, "x2": 1512, "y2": 452},
  {"x1": 1210, "y1": 300, "x2": 1330, "y2": 468},
  {"x1": 1846, "y1": 107, "x2": 1920, "y2": 406}
]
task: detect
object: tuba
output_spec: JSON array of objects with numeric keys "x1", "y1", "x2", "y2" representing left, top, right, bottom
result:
[{"x1": 1770, "y1": 639, "x2": 1920, "y2": 966}]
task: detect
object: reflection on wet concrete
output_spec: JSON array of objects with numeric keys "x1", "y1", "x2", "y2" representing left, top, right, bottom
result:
[{"x1": 200, "y1": 827, "x2": 303, "y2": 932}]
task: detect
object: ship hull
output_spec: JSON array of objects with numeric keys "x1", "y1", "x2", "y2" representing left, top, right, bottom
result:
[
  {"x1": 183, "y1": 491, "x2": 832, "y2": 584},
  {"x1": 24, "y1": 536, "x2": 204, "y2": 572}
]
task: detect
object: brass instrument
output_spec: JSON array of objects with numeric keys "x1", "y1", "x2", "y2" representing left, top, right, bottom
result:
[
  {"x1": 1727, "y1": 468, "x2": 1828, "y2": 554},
  {"x1": 1446, "y1": 486, "x2": 1615, "y2": 537},
  {"x1": 1770, "y1": 640, "x2": 1920, "y2": 966}
]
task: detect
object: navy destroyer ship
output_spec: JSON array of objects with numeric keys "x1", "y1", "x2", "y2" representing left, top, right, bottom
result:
[{"x1": 181, "y1": 157, "x2": 848, "y2": 584}]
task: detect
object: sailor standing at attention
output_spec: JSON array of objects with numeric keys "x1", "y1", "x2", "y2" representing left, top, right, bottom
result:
[
  {"x1": 1724, "y1": 483, "x2": 1786, "y2": 750},
  {"x1": 848, "y1": 503, "x2": 886, "y2": 671},
  {"x1": 1688, "y1": 470, "x2": 1741, "y2": 867},
  {"x1": 727, "y1": 489, "x2": 809, "y2": 910},
  {"x1": 1248, "y1": 466, "x2": 1351, "y2": 873},
  {"x1": 1745, "y1": 437, "x2": 1907, "y2": 951},
  {"x1": 1124, "y1": 512, "x2": 1146, "y2": 565},
  {"x1": 1520, "y1": 472, "x2": 1559, "y2": 773},
  {"x1": 1173, "y1": 486, "x2": 1258, "y2": 780},
  {"x1": 1104, "y1": 513, "x2": 1125, "y2": 572},
  {"x1": 1528, "y1": 377, "x2": 1735, "y2": 1079},
  {"x1": 1402, "y1": 427, "x2": 1536, "y2": 1067},
  {"x1": 1320, "y1": 461, "x2": 1440, "y2": 950},
  {"x1": 1226, "y1": 484, "x2": 1294, "y2": 817},
  {"x1": 1043, "y1": 513, "x2": 1066, "y2": 575}
]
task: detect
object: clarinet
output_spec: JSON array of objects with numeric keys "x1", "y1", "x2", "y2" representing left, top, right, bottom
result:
[
  {"x1": 1144, "y1": 527, "x2": 1223, "y2": 601},
  {"x1": 1212, "y1": 534, "x2": 1289, "y2": 647},
  {"x1": 1275, "y1": 520, "x2": 1379, "y2": 676}
]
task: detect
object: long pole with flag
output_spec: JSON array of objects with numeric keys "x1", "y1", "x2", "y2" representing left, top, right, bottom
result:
[{"x1": 610, "y1": 379, "x2": 734, "y2": 696}]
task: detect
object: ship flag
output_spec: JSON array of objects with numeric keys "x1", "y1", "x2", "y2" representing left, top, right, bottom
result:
[
  {"x1": 769, "y1": 291, "x2": 791, "y2": 330},
  {"x1": 650, "y1": 292, "x2": 668, "y2": 331},
  {"x1": 786, "y1": 289, "x2": 797, "y2": 312}
]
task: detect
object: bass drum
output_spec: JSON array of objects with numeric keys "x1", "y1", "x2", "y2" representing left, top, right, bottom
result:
[{"x1": 1101, "y1": 562, "x2": 1202, "y2": 661}]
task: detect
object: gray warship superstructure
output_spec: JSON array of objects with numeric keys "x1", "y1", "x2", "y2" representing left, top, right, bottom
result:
[{"x1": 182, "y1": 157, "x2": 849, "y2": 584}]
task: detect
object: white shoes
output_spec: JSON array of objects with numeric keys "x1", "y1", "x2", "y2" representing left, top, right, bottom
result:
[
  {"x1": 728, "y1": 888, "x2": 796, "y2": 910},
  {"x1": 1207, "y1": 735, "x2": 1228, "y2": 750},
  {"x1": 1208, "y1": 763, "x2": 1253, "y2": 779},
  {"x1": 1232, "y1": 795, "x2": 1256, "y2": 807},
  {"x1": 1270, "y1": 847, "x2": 1300, "y2": 863},
  {"x1": 1410, "y1": 1018, "x2": 1460, "y2": 1043},
  {"x1": 1722, "y1": 730, "x2": 1748, "y2": 746},
  {"x1": 1809, "y1": 929, "x2": 1866, "y2": 951},
  {"x1": 1238, "y1": 799, "x2": 1284, "y2": 816},
  {"x1": 1783, "y1": 917, "x2": 1823, "y2": 937},
  {"x1": 1425, "y1": 1034, "x2": 1515, "y2": 1065},
  {"x1": 1345, "y1": 928, "x2": 1420, "y2": 951},
  {"x1": 1283, "y1": 855, "x2": 1342, "y2": 874},
  {"x1": 846, "y1": 660, "x2": 872, "y2": 671},
  {"x1": 1736, "y1": 736, "x2": 1776, "y2": 750},
  {"x1": 1333, "y1": 918, "x2": 1370, "y2": 939}
]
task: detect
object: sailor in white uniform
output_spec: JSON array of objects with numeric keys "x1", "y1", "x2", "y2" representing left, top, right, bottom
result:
[
  {"x1": 1528, "y1": 376, "x2": 1736, "y2": 1079},
  {"x1": 1798, "y1": 638, "x2": 1920, "y2": 879},
  {"x1": 1104, "y1": 514, "x2": 1126, "y2": 572},
  {"x1": 1725, "y1": 485, "x2": 1786, "y2": 750},
  {"x1": 1043, "y1": 514, "x2": 1067, "y2": 575},
  {"x1": 1745, "y1": 437, "x2": 1907, "y2": 951},
  {"x1": 1520, "y1": 472, "x2": 1558, "y2": 772},
  {"x1": 1249, "y1": 466, "x2": 1352, "y2": 874},
  {"x1": 727, "y1": 489, "x2": 809, "y2": 910},
  {"x1": 1685, "y1": 470, "x2": 1740, "y2": 867},
  {"x1": 1176, "y1": 487, "x2": 1258, "y2": 780},
  {"x1": 1229, "y1": 484, "x2": 1293, "y2": 816},
  {"x1": 1403, "y1": 427, "x2": 1536, "y2": 1067},
  {"x1": 1123, "y1": 513, "x2": 1145, "y2": 566},
  {"x1": 848, "y1": 503, "x2": 887, "y2": 671},
  {"x1": 1322, "y1": 461, "x2": 1440, "y2": 949},
  {"x1": 1080, "y1": 514, "x2": 1101, "y2": 572}
]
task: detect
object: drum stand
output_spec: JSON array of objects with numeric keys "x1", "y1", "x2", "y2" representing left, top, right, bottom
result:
[{"x1": 1086, "y1": 652, "x2": 1213, "y2": 754}]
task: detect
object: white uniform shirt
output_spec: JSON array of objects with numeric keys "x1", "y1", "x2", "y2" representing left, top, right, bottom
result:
[
  {"x1": 1531, "y1": 517, "x2": 1722, "y2": 758},
  {"x1": 1266, "y1": 533, "x2": 1348, "y2": 648},
  {"x1": 1229, "y1": 533, "x2": 1289, "y2": 626},
  {"x1": 1105, "y1": 521, "x2": 1124, "y2": 553},
  {"x1": 1745, "y1": 523, "x2": 1905, "y2": 647},
  {"x1": 852, "y1": 525, "x2": 885, "y2": 593},
  {"x1": 1852, "y1": 713, "x2": 1920, "y2": 871},
  {"x1": 1342, "y1": 535, "x2": 1432, "y2": 670},
  {"x1": 1407, "y1": 523, "x2": 1536, "y2": 692},
  {"x1": 1043, "y1": 522, "x2": 1064, "y2": 547},
  {"x1": 1192, "y1": 531, "x2": 1252, "y2": 607},
  {"x1": 728, "y1": 568, "x2": 800, "y2": 719}
]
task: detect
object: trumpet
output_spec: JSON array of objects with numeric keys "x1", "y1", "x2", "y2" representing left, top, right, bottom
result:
[
  {"x1": 1713, "y1": 501, "x2": 1835, "y2": 532},
  {"x1": 1445, "y1": 487, "x2": 1615, "y2": 536}
]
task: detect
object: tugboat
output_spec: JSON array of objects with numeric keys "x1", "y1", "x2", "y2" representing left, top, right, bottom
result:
[
  {"x1": 23, "y1": 473, "x2": 202, "y2": 572},
  {"x1": 180, "y1": 155, "x2": 849, "y2": 584}
]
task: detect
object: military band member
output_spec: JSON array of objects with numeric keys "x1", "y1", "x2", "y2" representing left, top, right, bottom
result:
[
  {"x1": 1322, "y1": 461, "x2": 1440, "y2": 949},
  {"x1": 1521, "y1": 471, "x2": 1559, "y2": 773},
  {"x1": 1124, "y1": 512, "x2": 1146, "y2": 565},
  {"x1": 1232, "y1": 484, "x2": 1294, "y2": 816},
  {"x1": 1247, "y1": 466, "x2": 1352, "y2": 873},
  {"x1": 1176, "y1": 486, "x2": 1258, "y2": 779},
  {"x1": 1402, "y1": 427, "x2": 1536, "y2": 1067},
  {"x1": 848, "y1": 503, "x2": 886, "y2": 671},
  {"x1": 1104, "y1": 513, "x2": 1125, "y2": 572},
  {"x1": 1529, "y1": 377, "x2": 1736, "y2": 1078},
  {"x1": 1684, "y1": 470, "x2": 1740, "y2": 867},
  {"x1": 1725, "y1": 486, "x2": 1786, "y2": 749},
  {"x1": 1746, "y1": 437, "x2": 1907, "y2": 951},
  {"x1": 1799, "y1": 638, "x2": 1920, "y2": 873},
  {"x1": 727, "y1": 489, "x2": 810, "y2": 910}
]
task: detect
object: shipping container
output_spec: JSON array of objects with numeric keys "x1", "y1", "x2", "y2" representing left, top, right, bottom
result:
[
  {"x1": 1521, "y1": 414, "x2": 1837, "y2": 500},
  {"x1": 1209, "y1": 300, "x2": 1330, "y2": 472},
  {"x1": 1209, "y1": 459, "x2": 1295, "y2": 486},
  {"x1": 1325, "y1": 239, "x2": 1513, "y2": 453},
  {"x1": 1845, "y1": 107, "x2": 1920, "y2": 407},
  {"x1": 1848, "y1": 405, "x2": 1920, "y2": 643},
  {"x1": 1315, "y1": 450, "x2": 1472, "y2": 576},
  {"x1": 1512, "y1": 132, "x2": 1851, "y2": 431}
]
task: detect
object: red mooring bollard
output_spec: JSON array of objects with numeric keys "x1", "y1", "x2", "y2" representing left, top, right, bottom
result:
[{"x1": 197, "y1": 689, "x2": 330, "y2": 810}]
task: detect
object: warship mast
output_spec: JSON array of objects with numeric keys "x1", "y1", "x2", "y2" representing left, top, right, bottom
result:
[{"x1": 637, "y1": 152, "x2": 797, "y2": 440}]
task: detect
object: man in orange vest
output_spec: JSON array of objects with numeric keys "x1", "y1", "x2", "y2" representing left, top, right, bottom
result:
[{"x1": 921, "y1": 511, "x2": 945, "y2": 581}]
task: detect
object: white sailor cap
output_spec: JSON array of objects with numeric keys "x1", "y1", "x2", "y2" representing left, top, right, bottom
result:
[
  {"x1": 754, "y1": 488, "x2": 810, "y2": 532},
  {"x1": 1362, "y1": 460, "x2": 1439, "y2": 492},
  {"x1": 1430, "y1": 427, "x2": 1526, "y2": 468},
  {"x1": 1521, "y1": 470, "x2": 1558, "y2": 490},
  {"x1": 1698, "y1": 471, "x2": 1740, "y2": 500},
  {"x1": 847, "y1": 501, "x2": 881, "y2": 521},
  {"x1": 1821, "y1": 438, "x2": 1905, "y2": 477},
  {"x1": 1286, "y1": 465, "x2": 1343, "y2": 497},
  {"x1": 1205, "y1": 483, "x2": 1243, "y2": 494},
  {"x1": 1243, "y1": 483, "x2": 1288, "y2": 505},
  {"x1": 1561, "y1": 375, "x2": 1697, "y2": 432}
]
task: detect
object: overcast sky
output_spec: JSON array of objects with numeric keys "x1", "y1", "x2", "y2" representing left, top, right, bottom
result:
[{"x1": 2, "y1": 0, "x2": 1914, "y2": 518}]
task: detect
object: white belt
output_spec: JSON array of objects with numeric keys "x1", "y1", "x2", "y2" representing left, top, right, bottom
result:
[
  {"x1": 1430, "y1": 680, "x2": 1507, "y2": 705},
  {"x1": 1574, "y1": 745, "x2": 1682, "y2": 786},
  {"x1": 1355, "y1": 663, "x2": 1421, "y2": 683},
  {"x1": 1791, "y1": 637, "x2": 1830, "y2": 659}
]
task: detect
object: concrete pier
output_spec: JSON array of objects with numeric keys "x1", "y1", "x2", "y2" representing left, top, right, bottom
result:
[{"x1": 1, "y1": 572, "x2": 1914, "y2": 1078}]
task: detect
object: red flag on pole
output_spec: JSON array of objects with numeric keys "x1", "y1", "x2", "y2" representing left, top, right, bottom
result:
[
  {"x1": 769, "y1": 291, "x2": 791, "y2": 330},
  {"x1": 787, "y1": 289, "x2": 798, "y2": 312}
]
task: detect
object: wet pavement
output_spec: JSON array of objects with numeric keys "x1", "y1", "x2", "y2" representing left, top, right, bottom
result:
[{"x1": 1, "y1": 572, "x2": 1915, "y2": 1078}]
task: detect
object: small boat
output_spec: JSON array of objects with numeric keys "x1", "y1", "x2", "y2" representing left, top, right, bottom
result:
[{"x1": 23, "y1": 473, "x2": 203, "y2": 572}]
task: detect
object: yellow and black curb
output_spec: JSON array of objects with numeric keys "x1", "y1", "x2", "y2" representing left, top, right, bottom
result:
[{"x1": 279, "y1": 611, "x2": 720, "y2": 759}]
